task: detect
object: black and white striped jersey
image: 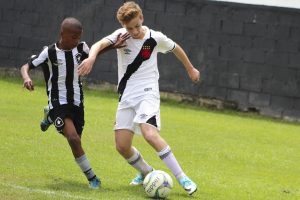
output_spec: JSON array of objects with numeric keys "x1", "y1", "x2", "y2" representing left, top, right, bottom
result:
[{"x1": 28, "y1": 42, "x2": 89, "y2": 109}]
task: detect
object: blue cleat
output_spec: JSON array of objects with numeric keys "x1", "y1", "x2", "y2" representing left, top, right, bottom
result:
[
  {"x1": 40, "y1": 106, "x2": 52, "y2": 132},
  {"x1": 130, "y1": 168, "x2": 154, "y2": 186},
  {"x1": 130, "y1": 172, "x2": 144, "y2": 186},
  {"x1": 179, "y1": 176, "x2": 197, "y2": 195},
  {"x1": 89, "y1": 176, "x2": 101, "y2": 189}
]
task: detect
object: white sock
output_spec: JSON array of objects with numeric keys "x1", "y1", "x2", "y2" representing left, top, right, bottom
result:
[
  {"x1": 157, "y1": 146, "x2": 186, "y2": 180},
  {"x1": 127, "y1": 147, "x2": 153, "y2": 175},
  {"x1": 75, "y1": 154, "x2": 96, "y2": 181}
]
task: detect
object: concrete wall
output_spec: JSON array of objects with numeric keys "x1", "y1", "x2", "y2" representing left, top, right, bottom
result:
[{"x1": 1, "y1": 0, "x2": 300, "y2": 120}]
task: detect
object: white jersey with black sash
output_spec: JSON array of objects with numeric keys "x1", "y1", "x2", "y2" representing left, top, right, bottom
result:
[
  {"x1": 105, "y1": 26, "x2": 176, "y2": 105},
  {"x1": 28, "y1": 42, "x2": 89, "y2": 109}
]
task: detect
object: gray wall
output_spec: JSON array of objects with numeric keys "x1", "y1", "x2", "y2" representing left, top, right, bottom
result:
[{"x1": 1, "y1": 0, "x2": 300, "y2": 120}]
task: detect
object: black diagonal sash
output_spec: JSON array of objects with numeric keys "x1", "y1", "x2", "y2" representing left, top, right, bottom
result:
[{"x1": 118, "y1": 37, "x2": 157, "y2": 101}]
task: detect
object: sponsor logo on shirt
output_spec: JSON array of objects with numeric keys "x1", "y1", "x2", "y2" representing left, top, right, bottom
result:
[
  {"x1": 144, "y1": 87, "x2": 152, "y2": 92},
  {"x1": 124, "y1": 48, "x2": 131, "y2": 55},
  {"x1": 57, "y1": 59, "x2": 64, "y2": 66},
  {"x1": 139, "y1": 114, "x2": 148, "y2": 119}
]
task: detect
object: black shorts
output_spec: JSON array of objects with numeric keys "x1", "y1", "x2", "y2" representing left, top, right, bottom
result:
[{"x1": 49, "y1": 104, "x2": 85, "y2": 136}]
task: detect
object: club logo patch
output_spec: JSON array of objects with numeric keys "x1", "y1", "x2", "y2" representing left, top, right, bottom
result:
[
  {"x1": 54, "y1": 117, "x2": 64, "y2": 128},
  {"x1": 141, "y1": 45, "x2": 151, "y2": 59},
  {"x1": 75, "y1": 53, "x2": 82, "y2": 64}
]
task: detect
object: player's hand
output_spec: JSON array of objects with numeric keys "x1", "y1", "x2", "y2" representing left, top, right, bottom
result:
[
  {"x1": 188, "y1": 68, "x2": 200, "y2": 83},
  {"x1": 78, "y1": 58, "x2": 94, "y2": 76},
  {"x1": 113, "y1": 33, "x2": 130, "y2": 49},
  {"x1": 23, "y1": 78, "x2": 34, "y2": 91}
]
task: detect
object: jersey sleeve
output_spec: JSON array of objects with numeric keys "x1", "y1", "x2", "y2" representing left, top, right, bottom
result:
[
  {"x1": 105, "y1": 28, "x2": 126, "y2": 44},
  {"x1": 28, "y1": 47, "x2": 49, "y2": 69},
  {"x1": 81, "y1": 42, "x2": 89, "y2": 61},
  {"x1": 155, "y1": 31, "x2": 176, "y2": 54}
]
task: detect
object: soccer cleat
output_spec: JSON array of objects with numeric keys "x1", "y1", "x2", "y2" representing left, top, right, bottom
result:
[
  {"x1": 40, "y1": 106, "x2": 52, "y2": 132},
  {"x1": 179, "y1": 176, "x2": 197, "y2": 195},
  {"x1": 130, "y1": 172, "x2": 144, "y2": 186},
  {"x1": 89, "y1": 176, "x2": 101, "y2": 189},
  {"x1": 130, "y1": 168, "x2": 154, "y2": 186}
]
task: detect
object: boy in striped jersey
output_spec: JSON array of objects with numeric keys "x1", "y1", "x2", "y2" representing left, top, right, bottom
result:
[
  {"x1": 20, "y1": 17, "x2": 128, "y2": 189},
  {"x1": 78, "y1": 1, "x2": 199, "y2": 195}
]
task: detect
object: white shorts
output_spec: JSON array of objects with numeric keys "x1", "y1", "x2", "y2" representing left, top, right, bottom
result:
[{"x1": 114, "y1": 96, "x2": 161, "y2": 134}]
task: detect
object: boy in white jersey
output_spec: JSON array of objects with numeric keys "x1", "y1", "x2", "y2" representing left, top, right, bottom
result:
[
  {"x1": 78, "y1": 2, "x2": 200, "y2": 195},
  {"x1": 21, "y1": 17, "x2": 128, "y2": 189}
]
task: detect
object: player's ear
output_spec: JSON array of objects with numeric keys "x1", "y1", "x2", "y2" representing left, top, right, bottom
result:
[
  {"x1": 60, "y1": 30, "x2": 64, "y2": 37},
  {"x1": 140, "y1": 14, "x2": 144, "y2": 23}
]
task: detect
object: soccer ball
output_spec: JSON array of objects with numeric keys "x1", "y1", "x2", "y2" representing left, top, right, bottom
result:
[{"x1": 143, "y1": 170, "x2": 173, "y2": 199}]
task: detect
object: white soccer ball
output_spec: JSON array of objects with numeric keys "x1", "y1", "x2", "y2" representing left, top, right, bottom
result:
[{"x1": 143, "y1": 170, "x2": 173, "y2": 199}]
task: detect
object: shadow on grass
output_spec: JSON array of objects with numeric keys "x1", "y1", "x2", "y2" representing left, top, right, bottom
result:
[
  {"x1": 44, "y1": 176, "x2": 89, "y2": 192},
  {"x1": 43, "y1": 176, "x2": 152, "y2": 199}
]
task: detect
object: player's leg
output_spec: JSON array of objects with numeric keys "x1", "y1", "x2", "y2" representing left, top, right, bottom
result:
[
  {"x1": 63, "y1": 118, "x2": 100, "y2": 189},
  {"x1": 114, "y1": 107, "x2": 153, "y2": 185},
  {"x1": 137, "y1": 99, "x2": 197, "y2": 195},
  {"x1": 50, "y1": 105, "x2": 100, "y2": 189},
  {"x1": 40, "y1": 105, "x2": 52, "y2": 132},
  {"x1": 63, "y1": 118, "x2": 84, "y2": 157},
  {"x1": 140, "y1": 124, "x2": 197, "y2": 195},
  {"x1": 115, "y1": 129, "x2": 153, "y2": 185}
]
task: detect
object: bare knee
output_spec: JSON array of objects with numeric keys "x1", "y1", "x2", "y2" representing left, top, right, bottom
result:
[
  {"x1": 141, "y1": 125, "x2": 167, "y2": 151},
  {"x1": 143, "y1": 131, "x2": 159, "y2": 144},
  {"x1": 116, "y1": 142, "x2": 131, "y2": 155},
  {"x1": 67, "y1": 134, "x2": 81, "y2": 149}
]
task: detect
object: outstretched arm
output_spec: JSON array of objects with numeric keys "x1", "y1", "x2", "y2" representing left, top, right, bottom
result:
[
  {"x1": 78, "y1": 33, "x2": 130, "y2": 76},
  {"x1": 20, "y1": 63, "x2": 34, "y2": 91},
  {"x1": 172, "y1": 43, "x2": 200, "y2": 83}
]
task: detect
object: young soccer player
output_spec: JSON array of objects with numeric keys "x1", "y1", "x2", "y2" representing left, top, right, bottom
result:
[
  {"x1": 78, "y1": 2, "x2": 200, "y2": 195},
  {"x1": 20, "y1": 17, "x2": 128, "y2": 189}
]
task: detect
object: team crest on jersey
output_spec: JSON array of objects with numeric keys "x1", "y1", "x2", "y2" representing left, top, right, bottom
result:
[
  {"x1": 75, "y1": 53, "x2": 82, "y2": 64},
  {"x1": 141, "y1": 45, "x2": 151, "y2": 59}
]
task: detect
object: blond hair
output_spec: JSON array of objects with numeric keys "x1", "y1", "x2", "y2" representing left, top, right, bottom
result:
[{"x1": 117, "y1": 1, "x2": 143, "y2": 24}]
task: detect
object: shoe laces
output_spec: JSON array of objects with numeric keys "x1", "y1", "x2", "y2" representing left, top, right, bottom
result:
[
  {"x1": 180, "y1": 177, "x2": 192, "y2": 187},
  {"x1": 134, "y1": 173, "x2": 144, "y2": 182},
  {"x1": 90, "y1": 177, "x2": 99, "y2": 185}
]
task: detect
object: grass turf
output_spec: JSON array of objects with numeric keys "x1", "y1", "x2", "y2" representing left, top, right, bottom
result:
[{"x1": 0, "y1": 77, "x2": 299, "y2": 200}]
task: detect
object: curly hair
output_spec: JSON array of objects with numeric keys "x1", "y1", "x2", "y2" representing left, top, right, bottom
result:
[{"x1": 117, "y1": 1, "x2": 143, "y2": 24}]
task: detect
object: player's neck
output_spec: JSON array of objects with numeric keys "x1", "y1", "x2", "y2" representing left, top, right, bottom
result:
[
  {"x1": 135, "y1": 26, "x2": 146, "y2": 39},
  {"x1": 57, "y1": 40, "x2": 72, "y2": 51}
]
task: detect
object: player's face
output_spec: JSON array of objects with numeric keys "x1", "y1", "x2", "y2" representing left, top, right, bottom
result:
[
  {"x1": 60, "y1": 28, "x2": 82, "y2": 50},
  {"x1": 123, "y1": 15, "x2": 144, "y2": 39}
]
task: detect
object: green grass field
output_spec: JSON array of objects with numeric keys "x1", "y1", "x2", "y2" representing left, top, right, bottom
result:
[{"x1": 0, "y1": 77, "x2": 299, "y2": 200}]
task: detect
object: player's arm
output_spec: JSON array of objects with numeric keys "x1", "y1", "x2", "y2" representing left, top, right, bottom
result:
[
  {"x1": 172, "y1": 44, "x2": 200, "y2": 83},
  {"x1": 20, "y1": 63, "x2": 34, "y2": 91},
  {"x1": 78, "y1": 39, "x2": 111, "y2": 76},
  {"x1": 78, "y1": 33, "x2": 130, "y2": 76},
  {"x1": 97, "y1": 33, "x2": 130, "y2": 56}
]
